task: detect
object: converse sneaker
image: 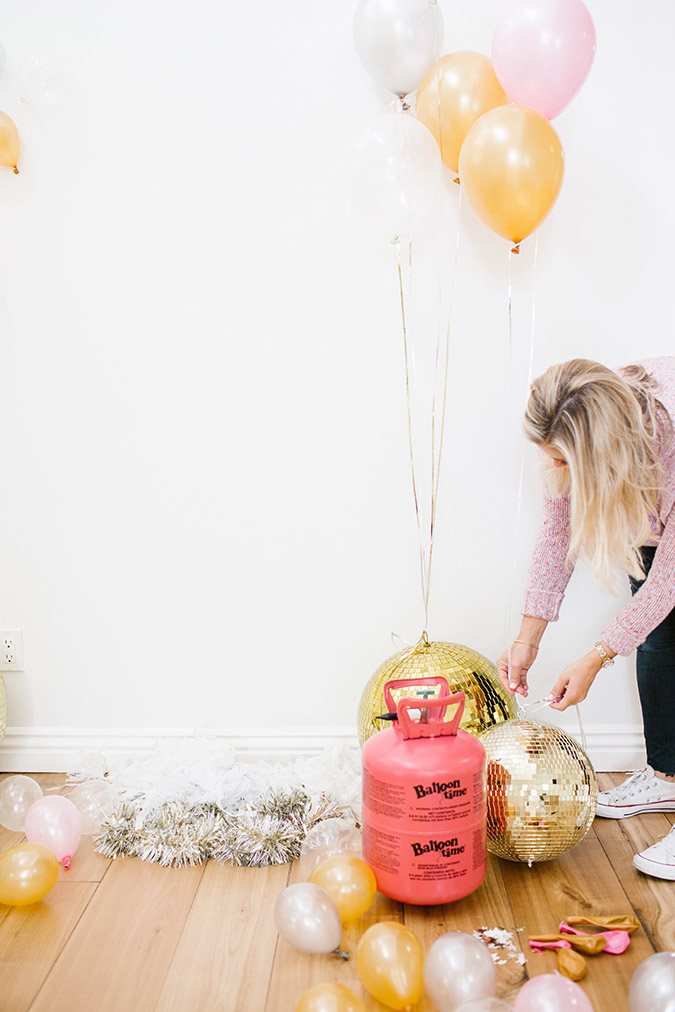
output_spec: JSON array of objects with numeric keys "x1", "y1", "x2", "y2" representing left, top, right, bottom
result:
[
  {"x1": 596, "y1": 766, "x2": 675, "y2": 818},
  {"x1": 634, "y1": 825, "x2": 675, "y2": 880}
]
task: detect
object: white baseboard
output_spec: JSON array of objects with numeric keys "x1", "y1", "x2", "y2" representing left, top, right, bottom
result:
[{"x1": 0, "y1": 723, "x2": 646, "y2": 774}]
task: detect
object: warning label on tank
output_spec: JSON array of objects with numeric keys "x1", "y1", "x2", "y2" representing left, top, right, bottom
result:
[
  {"x1": 362, "y1": 768, "x2": 407, "y2": 819},
  {"x1": 362, "y1": 823, "x2": 401, "y2": 873}
]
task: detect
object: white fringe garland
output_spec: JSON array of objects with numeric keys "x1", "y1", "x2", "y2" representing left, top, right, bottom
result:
[{"x1": 69, "y1": 739, "x2": 362, "y2": 868}]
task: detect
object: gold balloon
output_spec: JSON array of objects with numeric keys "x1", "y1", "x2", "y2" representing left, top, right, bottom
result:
[
  {"x1": 416, "y1": 51, "x2": 508, "y2": 174},
  {"x1": 294, "y1": 982, "x2": 367, "y2": 1012},
  {"x1": 0, "y1": 111, "x2": 20, "y2": 174},
  {"x1": 308, "y1": 855, "x2": 376, "y2": 922},
  {"x1": 357, "y1": 922, "x2": 424, "y2": 1011},
  {"x1": 0, "y1": 842, "x2": 59, "y2": 905},
  {"x1": 480, "y1": 718, "x2": 597, "y2": 863},
  {"x1": 357, "y1": 636, "x2": 517, "y2": 746},
  {"x1": 458, "y1": 105, "x2": 564, "y2": 248}
]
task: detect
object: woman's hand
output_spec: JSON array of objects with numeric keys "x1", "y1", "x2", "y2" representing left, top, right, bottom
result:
[
  {"x1": 497, "y1": 642, "x2": 539, "y2": 697},
  {"x1": 547, "y1": 650, "x2": 603, "y2": 711}
]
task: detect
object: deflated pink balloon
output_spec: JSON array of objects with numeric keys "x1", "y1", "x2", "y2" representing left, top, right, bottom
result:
[
  {"x1": 514, "y1": 974, "x2": 595, "y2": 1012},
  {"x1": 24, "y1": 795, "x2": 82, "y2": 869},
  {"x1": 492, "y1": 0, "x2": 596, "y2": 119}
]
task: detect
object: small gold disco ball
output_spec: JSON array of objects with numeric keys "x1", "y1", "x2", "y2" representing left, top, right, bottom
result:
[
  {"x1": 357, "y1": 635, "x2": 517, "y2": 746},
  {"x1": 480, "y1": 718, "x2": 597, "y2": 864},
  {"x1": 0, "y1": 675, "x2": 6, "y2": 746}
]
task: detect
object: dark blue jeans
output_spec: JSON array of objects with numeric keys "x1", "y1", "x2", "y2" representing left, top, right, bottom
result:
[{"x1": 629, "y1": 546, "x2": 675, "y2": 774}]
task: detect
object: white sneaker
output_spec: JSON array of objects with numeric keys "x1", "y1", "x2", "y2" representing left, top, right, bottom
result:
[
  {"x1": 634, "y1": 825, "x2": 675, "y2": 880},
  {"x1": 596, "y1": 766, "x2": 675, "y2": 818}
]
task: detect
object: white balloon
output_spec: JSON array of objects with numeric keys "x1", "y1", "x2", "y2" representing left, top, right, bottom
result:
[
  {"x1": 274, "y1": 883, "x2": 342, "y2": 954},
  {"x1": 352, "y1": 111, "x2": 442, "y2": 238},
  {"x1": 68, "y1": 780, "x2": 119, "y2": 835},
  {"x1": 0, "y1": 775, "x2": 43, "y2": 831},
  {"x1": 19, "y1": 55, "x2": 68, "y2": 109},
  {"x1": 353, "y1": 0, "x2": 443, "y2": 97},
  {"x1": 298, "y1": 818, "x2": 362, "y2": 879},
  {"x1": 424, "y1": 932, "x2": 498, "y2": 1012},
  {"x1": 630, "y1": 952, "x2": 675, "y2": 1012}
]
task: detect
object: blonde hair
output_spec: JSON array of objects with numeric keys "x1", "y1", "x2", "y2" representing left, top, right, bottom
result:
[{"x1": 524, "y1": 359, "x2": 672, "y2": 592}]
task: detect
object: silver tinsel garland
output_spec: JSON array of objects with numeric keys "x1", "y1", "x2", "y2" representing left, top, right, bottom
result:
[{"x1": 96, "y1": 789, "x2": 348, "y2": 867}]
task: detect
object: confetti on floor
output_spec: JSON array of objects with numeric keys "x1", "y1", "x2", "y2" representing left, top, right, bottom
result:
[{"x1": 473, "y1": 926, "x2": 528, "y2": 965}]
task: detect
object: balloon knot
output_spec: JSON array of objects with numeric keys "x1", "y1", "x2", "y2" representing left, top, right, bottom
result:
[
  {"x1": 511, "y1": 244, "x2": 521, "y2": 254},
  {"x1": 62, "y1": 855, "x2": 71, "y2": 870},
  {"x1": 13, "y1": 166, "x2": 19, "y2": 175},
  {"x1": 453, "y1": 176, "x2": 460, "y2": 185}
]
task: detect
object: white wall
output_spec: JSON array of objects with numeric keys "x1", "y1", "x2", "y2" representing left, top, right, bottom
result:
[{"x1": 0, "y1": 0, "x2": 672, "y2": 769}]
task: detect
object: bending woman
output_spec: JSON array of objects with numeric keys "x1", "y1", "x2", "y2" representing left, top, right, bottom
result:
[{"x1": 497, "y1": 356, "x2": 675, "y2": 880}]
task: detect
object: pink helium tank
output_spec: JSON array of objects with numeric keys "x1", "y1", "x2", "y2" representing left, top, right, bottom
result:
[{"x1": 362, "y1": 677, "x2": 487, "y2": 905}]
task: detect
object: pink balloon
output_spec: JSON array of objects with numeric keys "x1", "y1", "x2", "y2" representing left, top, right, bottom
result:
[
  {"x1": 24, "y1": 795, "x2": 82, "y2": 869},
  {"x1": 492, "y1": 0, "x2": 596, "y2": 119},
  {"x1": 514, "y1": 974, "x2": 595, "y2": 1012}
]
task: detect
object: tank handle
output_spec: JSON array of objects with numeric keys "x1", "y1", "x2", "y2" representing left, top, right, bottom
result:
[
  {"x1": 383, "y1": 675, "x2": 451, "y2": 714},
  {"x1": 399, "y1": 692, "x2": 466, "y2": 740}
]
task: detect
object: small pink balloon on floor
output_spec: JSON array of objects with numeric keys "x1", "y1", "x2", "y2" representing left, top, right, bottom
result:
[
  {"x1": 514, "y1": 974, "x2": 595, "y2": 1011},
  {"x1": 24, "y1": 795, "x2": 82, "y2": 869}
]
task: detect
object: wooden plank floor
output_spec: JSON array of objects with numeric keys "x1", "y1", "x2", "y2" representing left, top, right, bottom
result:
[{"x1": 1, "y1": 773, "x2": 673, "y2": 1012}]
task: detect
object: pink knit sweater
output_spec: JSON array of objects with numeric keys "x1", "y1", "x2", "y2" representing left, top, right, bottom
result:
[{"x1": 522, "y1": 357, "x2": 675, "y2": 656}]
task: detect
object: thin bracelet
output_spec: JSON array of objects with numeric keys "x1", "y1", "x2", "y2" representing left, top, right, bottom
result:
[{"x1": 513, "y1": 639, "x2": 539, "y2": 650}]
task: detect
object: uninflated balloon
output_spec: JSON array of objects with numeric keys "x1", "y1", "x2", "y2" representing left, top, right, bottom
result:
[
  {"x1": 0, "y1": 775, "x2": 43, "y2": 831},
  {"x1": 0, "y1": 842, "x2": 59, "y2": 905},
  {"x1": 458, "y1": 105, "x2": 564, "y2": 249},
  {"x1": 309, "y1": 855, "x2": 376, "y2": 921},
  {"x1": 416, "y1": 51, "x2": 507, "y2": 174},
  {"x1": 0, "y1": 111, "x2": 19, "y2": 173},
  {"x1": 24, "y1": 795, "x2": 82, "y2": 868},
  {"x1": 274, "y1": 883, "x2": 342, "y2": 954},
  {"x1": 424, "y1": 932, "x2": 498, "y2": 1011},
  {"x1": 294, "y1": 982, "x2": 367, "y2": 1012},
  {"x1": 357, "y1": 921, "x2": 424, "y2": 1011}
]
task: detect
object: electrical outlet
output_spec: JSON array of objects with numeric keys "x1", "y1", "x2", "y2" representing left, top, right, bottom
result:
[{"x1": 0, "y1": 630, "x2": 24, "y2": 671}]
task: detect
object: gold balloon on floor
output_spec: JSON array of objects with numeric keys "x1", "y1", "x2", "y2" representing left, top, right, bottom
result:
[
  {"x1": 357, "y1": 635, "x2": 517, "y2": 746},
  {"x1": 294, "y1": 983, "x2": 366, "y2": 1012},
  {"x1": 479, "y1": 718, "x2": 597, "y2": 864},
  {"x1": 0, "y1": 842, "x2": 59, "y2": 905},
  {"x1": 0, "y1": 111, "x2": 20, "y2": 174}
]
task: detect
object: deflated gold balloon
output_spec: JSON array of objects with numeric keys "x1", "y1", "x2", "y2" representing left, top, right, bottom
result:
[
  {"x1": 480, "y1": 718, "x2": 597, "y2": 863},
  {"x1": 458, "y1": 105, "x2": 564, "y2": 247},
  {"x1": 294, "y1": 982, "x2": 366, "y2": 1012},
  {"x1": 416, "y1": 51, "x2": 508, "y2": 174},
  {"x1": 357, "y1": 922, "x2": 424, "y2": 1011},
  {"x1": 308, "y1": 855, "x2": 376, "y2": 922},
  {"x1": 0, "y1": 842, "x2": 59, "y2": 905},
  {"x1": 0, "y1": 111, "x2": 20, "y2": 174},
  {"x1": 357, "y1": 637, "x2": 517, "y2": 746}
]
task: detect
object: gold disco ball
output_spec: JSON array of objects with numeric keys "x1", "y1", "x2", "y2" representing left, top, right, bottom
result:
[
  {"x1": 480, "y1": 717, "x2": 597, "y2": 864},
  {"x1": 357, "y1": 634, "x2": 517, "y2": 746},
  {"x1": 0, "y1": 675, "x2": 6, "y2": 746}
]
